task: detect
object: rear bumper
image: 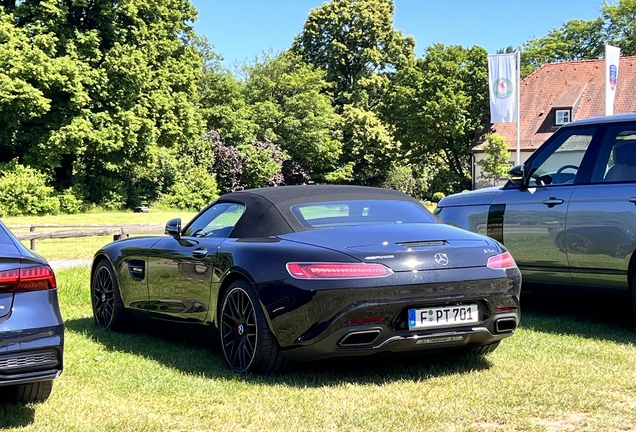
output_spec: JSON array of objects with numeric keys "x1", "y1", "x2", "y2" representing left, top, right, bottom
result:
[
  {"x1": 262, "y1": 267, "x2": 521, "y2": 353},
  {"x1": 281, "y1": 312, "x2": 519, "y2": 362},
  {"x1": 0, "y1": 290, "x2": 64, "y2": 387},
  {"x1": 0, "y1": 366, "x2": 62, "y2": 387},
  {"x1": 0, "y1": 333, "x2": 64, "y2": 387}
]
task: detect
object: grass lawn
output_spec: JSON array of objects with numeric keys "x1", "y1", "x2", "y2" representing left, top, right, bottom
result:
[{"x1": 1, "y1": 265, "x2": 635, "y2": 431}]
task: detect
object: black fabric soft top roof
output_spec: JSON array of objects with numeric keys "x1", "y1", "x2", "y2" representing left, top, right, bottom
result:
[{"x1": 216, "y1": 185, "x2": 423, "y2": 238}]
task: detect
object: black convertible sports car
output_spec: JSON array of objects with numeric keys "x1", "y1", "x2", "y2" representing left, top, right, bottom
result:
[{"x1": 91, "y1": 186, "x2": 521, "y2": 374}]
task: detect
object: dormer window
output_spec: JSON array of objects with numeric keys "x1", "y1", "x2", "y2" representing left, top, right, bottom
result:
[{"x1": 555, "y1": 109, "x2": 571, "y2": 125}]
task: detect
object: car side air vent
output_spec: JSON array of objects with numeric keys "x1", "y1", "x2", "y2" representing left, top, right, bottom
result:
[
  {"x1": 397, "y1": 240, "x2": 447, "y2": 248},
  {"x1": 127, "y1": 260, "x2": 146, "y2": 281}
]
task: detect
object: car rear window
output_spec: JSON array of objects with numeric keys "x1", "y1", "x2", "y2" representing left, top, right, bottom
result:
[{"x1": 290, "y1": 200, "x2": 435, "y2": 228}]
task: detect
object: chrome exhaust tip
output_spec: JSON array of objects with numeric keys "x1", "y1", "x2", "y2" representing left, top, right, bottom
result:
[
  {"x1": 338, "y1": 329, "x2": 382, "y2": 347},
  {"x1": 495, "y1": 317, "x2": 517, "y2": 333}
]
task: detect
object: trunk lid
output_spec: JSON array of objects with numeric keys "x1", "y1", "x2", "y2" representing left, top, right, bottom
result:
[{"x1": 278, "y1": 223, "x2": 498, "y2": 272}]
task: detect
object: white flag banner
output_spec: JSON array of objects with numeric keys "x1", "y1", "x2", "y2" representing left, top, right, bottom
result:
[
  {"x1": 605, "y1": 44, "x2": 620, "y2": 116},
  {"x1": 488, "y1": 53, "x2": 518, "y2": 123}
]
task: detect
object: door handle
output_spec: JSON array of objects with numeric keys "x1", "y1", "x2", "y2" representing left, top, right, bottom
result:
[
  {"x1": 542, "y1": 197, "x2": 564, "y2": 208},
  {"x1": 192, "y1": 248, "x2": 208, "y2": 259},
  {"x1": 629, "y1": 198, "x2": 636, "y2": 205}
]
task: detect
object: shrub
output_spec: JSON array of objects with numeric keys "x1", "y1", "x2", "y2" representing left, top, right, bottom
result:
[
  {"x1": 239, "y1": 138, "x2": 285, "y2": 189},
  {"x1": 58, "y1": 187, "x2": 85, "y2": 214},
  {"x1": 210, "y1": 130, "x2": 285, "y2": 193},
  {"x1": 210, "y1": 132, "x2": 246, "y2": 194},
  {"x1": 0, "y1": 161, "x2": 60, "y2": 216},
  {"x1": 431, "y1": 192, "x2": 445, "y2": 203},
  {"x1": 282, "y1": 160, "x2": 310, "y2": 185},
  {"x1": 382, "y1": 164, "x2": 421, "y2": 197},
  {"x1": 158, "y1": 166, "x2": 219, "y2": 210},
  {"x1": 100, "y1": 191, "x2": 126, "y2": 211}
]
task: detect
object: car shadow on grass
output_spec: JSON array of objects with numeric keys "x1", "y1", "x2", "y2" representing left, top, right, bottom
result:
[
  {"x1": 520, "y1": 288, "x2": 635, "y2": 344},
  {"x1": 0, "y1": 402, "x2": 35, "y2": 429},
  {"x1": 64, "y1": 317, "x2": 493, "y2": 387}
]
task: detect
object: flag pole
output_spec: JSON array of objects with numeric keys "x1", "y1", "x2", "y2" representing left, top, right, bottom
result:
[{"x1": 516, "y1": 50, "x2": 521, "y2": 165}]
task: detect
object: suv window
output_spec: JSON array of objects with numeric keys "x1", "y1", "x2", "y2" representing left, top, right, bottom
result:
[
  {"x1": 527, "y1": 127, "x2": 597, "y2": 187},
  {"x1": 591, "y1": 125, "x2": 636, "y2": 183}
]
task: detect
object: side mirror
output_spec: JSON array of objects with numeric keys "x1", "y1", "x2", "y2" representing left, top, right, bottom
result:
[
  {"x1": 508, "y1": 164, "x2": 525, "y2": 185},
  {"x1": 165, "y1": 218, "x2": 181, "y2": 238}
]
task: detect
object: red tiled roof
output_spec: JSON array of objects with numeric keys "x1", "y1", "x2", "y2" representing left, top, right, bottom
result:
[{"x1": 490, "y1": 56, "x2": 636, "y2": 151}]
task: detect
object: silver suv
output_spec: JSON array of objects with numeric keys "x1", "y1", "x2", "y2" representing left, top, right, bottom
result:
[{"x1": 435, "y1": 113, "x2": 636, "y2": 317}]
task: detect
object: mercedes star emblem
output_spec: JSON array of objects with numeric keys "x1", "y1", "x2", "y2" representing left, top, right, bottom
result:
[{"x1": 434, "y1": 253, "x2": 449, "y2": 266}]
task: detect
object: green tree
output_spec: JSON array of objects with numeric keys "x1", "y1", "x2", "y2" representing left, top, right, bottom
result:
[
  {"x1": 243, "y1": 52, "x2": 344, "y2": 181},
  {"x1": 477, "y1": 133, "x2": 510, "y2": 186},
  {"x1": 518, "y1": 0, "x2": 636, "y2": 77},
  {"x1": 0, "y1": 0, "x2": 205, "y2": 207},
  {"x1": 291, "y1": 0, "x2": 413, "y2": 185},
  {"x1": 340, "y1": 105, "x2": 398, "y2": 185},
  {"x1": 521, "y1": 18, "x2": 607, "y2": 76},
  {"x1": 199, "y1": 63, "x2": 259, "y2": 146},
  {"x1": 200, "y1": 51, "x2": 346, "y2": 184},
  {"x1": 603, "y1": 0, "x2": 636, "y2": 55},
  {"x1": 292, "y1": 0, "x2": 414, "y2": 109},
  {"x1": 382, "y1": 44, "x2": 490, "y2": 193}
]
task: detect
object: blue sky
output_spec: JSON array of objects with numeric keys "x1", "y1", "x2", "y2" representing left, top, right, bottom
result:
[{"x1": 190, "y1": 0, "x2": 605, "y2": 67}]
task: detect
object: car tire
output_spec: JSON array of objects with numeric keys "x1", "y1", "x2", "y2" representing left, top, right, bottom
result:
[
  {"x1": 466, "y1": 341, "x2": 500, "y2": 356},
  {"x1": 5, "y1": 380, "x2": 53, "y2": 403},
  {"x1": 219, "y1": 279, "x2": 292, "y2": 374},
  {"x1": 91, "y1": 259, "x2": 127, "y2": 331}
]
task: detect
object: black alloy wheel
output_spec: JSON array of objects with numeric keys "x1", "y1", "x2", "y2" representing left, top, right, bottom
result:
[
  {"x1": 91, "y1": 259, "x2": 126, "y2": 331},
  {"x1": 221, "y1": 285, "x2": 258, "y2": 373},
  {"x1": 219, "y1": 280, "x2": 292, "y2": 374}
]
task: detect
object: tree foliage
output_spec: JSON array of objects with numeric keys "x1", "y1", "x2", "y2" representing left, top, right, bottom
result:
[
  {"x1": 200, "y1": 51, "x2": 346, "y2": 185},
  {"x1": 603, "y1": 0, "x2": 636, "y2": 55},
  {"x1": 0, "y1": 160, "x2": 61, "y2": 216},
  {"x1": 7, "y1": 0, "x2": 636, "y2": 215},
  {"x1": 477, "y1": 133, "x2": 510, "y2": 186},
  {"x1": 340, "y1": 105, "x2": 398, "y2": 185},
  {"x1": 208, "y1": 130, "x2": 285, "y2": 194},
  {"x1": 382, "y1": 44, "x2": 490, "y2": 193},
  {"x1": 521, "y1": 18, "x2": 607, "y2": 76},
  {"x1": 292, "y1": 0, "x2": 414, "y2": 109},
  {"x1": 520, "y1": 0, "x2": 636, "y2": 76},
  {"x1": 243, "y1": 52, "x2": 344, "y2": 181},
  {"x1": 0, "y1": 0, "x2": 205, "y2": 207}
]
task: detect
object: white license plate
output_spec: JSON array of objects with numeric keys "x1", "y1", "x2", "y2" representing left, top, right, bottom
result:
[{"x1": 408, "y1": 305, "x2": 479, "y2": 330}]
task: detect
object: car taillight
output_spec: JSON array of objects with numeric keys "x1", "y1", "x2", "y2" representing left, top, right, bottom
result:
[
  {"x1": 487, "y1": 252, "x2": 517, "y2": 270},
  {"x1": 286, "y1": 263, "x2": 393, "y2": 279},
  {"x1": 0, "y1": 265, "x2": 57, "y2": 292}
]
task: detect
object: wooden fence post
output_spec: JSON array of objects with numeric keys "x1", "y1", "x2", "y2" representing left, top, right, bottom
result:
[{"x1": 30, "y1": 226, "x2": 36, "y2": 251}]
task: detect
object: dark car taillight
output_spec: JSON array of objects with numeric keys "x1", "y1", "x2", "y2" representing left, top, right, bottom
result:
[
  {"x1": 0, "y1": 264, "x2": 57, "y2": 292},
  {"x1": 286, "y1": 262, "x2": 393, "y2": 279}
]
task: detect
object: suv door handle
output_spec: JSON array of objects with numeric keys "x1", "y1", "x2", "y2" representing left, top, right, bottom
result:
[
  {"x1": 192, "y1": 248, "x2": 208, "y2": 259},
  {"x1": 542, "y1": 197, "x2": 564, "y2": 208},
  {"x1": 629, "y1": 198, "x2": 636, "y2": 205}
]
